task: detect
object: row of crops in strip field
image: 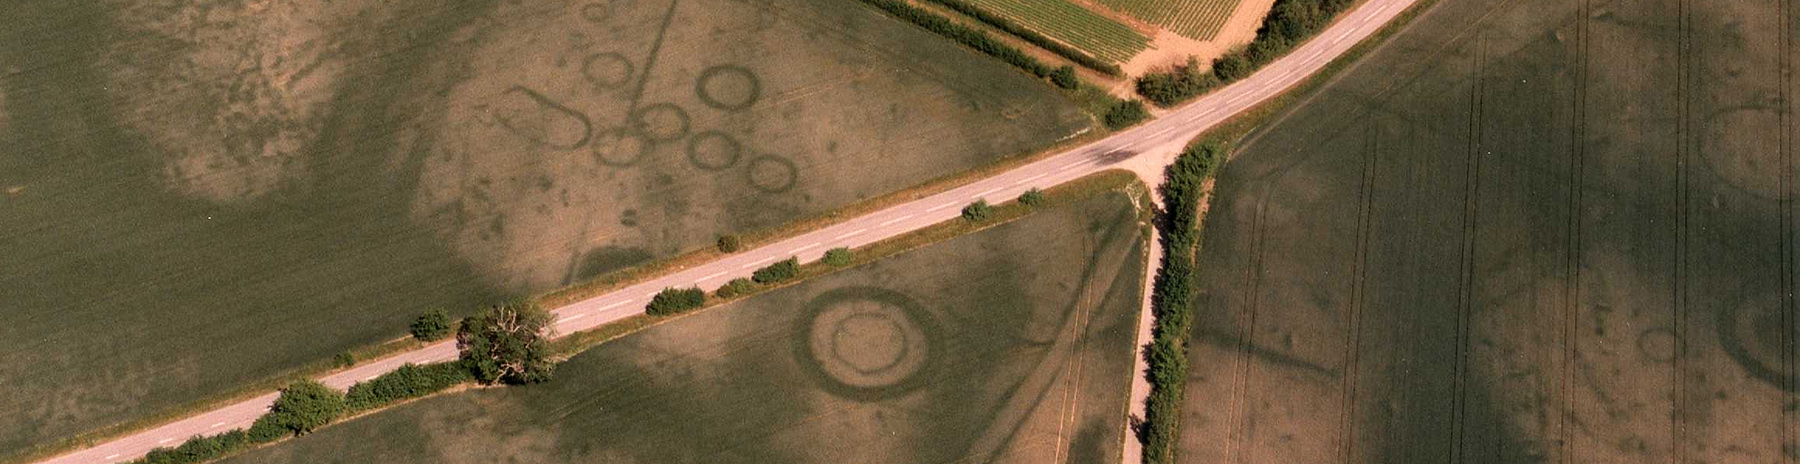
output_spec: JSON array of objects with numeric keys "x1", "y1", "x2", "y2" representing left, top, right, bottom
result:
[
  {"x1": 1095, "y1": 0, "x2": 1242, "y2": 41},
  {"x1": 962, "y1": 0, "x2": 1151, "y2": 63}
]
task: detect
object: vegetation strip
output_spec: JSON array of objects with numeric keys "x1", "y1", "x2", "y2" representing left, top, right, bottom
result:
[
  {"x1": 1137, "y1": 143, "x2": 1220, "y2": 464},
  {"x1": 920, "y1": 0, "x2": 1127, "y2": 75},
  {"x1": 115, "y1": 170, "x2": 1142, "y2": 464},
  {"x1": 1136, "y1": 0, "x2": 1356, "y2": 107}
]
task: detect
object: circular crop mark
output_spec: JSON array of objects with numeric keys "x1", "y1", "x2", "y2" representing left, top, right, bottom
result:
[
  {"x1": 591, "y1": 128, "x2": 649, "y2": 167},
  {"x1": 695, "y1": 66, "x2": 760, "y2": 111},
  {"x1": 1719, "y1": 299, "x2": 1798, "y2": 391},
  {"x1": 745, "y1": 155, "x2": 797, "y2": 193},
  {"x1": 793, "y1": 287, "x2": 939, "y2": 400},
  {"x1": 1635, "y1": 327, "x2": 1679, "y2": 363},
  {"x1": 686, "y1": 131, "x2": 741, "y2": 171},
  {"x1": 631, "y1": 103, "x2": 689, "y2": 143},
  {"x1": 582, "y1": 53, "x2": 634, "y2": 90},
  {"x1": 580, "y1": 3, "x2": 609, "y2": 22}
]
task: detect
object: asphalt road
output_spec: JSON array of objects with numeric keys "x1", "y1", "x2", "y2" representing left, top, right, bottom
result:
[{"x1": 41, "y1": 0, "x2": 1416, "y2": 462}]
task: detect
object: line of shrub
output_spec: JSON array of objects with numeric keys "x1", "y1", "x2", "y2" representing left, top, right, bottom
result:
[
  {"x1": 645, "y1": 287, "x2": 706, "y2": 315},
  {"x1": 917, "y1": 0, "x2": 1123, "y2": 76},
  {"x1": 344, "y1": 362, "x2": 473, "y2": 411},
  {"x1": 1135, "y1": 0, "x2": 1357, "y2": 107},
  {"x1": 851, "y1": 0, "x2": 1052, "y2": 79},
  {"x1": 1138, "y1": 142, "x2": 1223, "y2": 464},
  {"x1": 751, "y1": 257, "x2": 801, "y2": 284}
]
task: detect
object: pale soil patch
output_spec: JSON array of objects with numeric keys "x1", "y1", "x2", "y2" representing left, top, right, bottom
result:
[{"x1": 1116, "y1": 0, "x2": 1276, "y2": 88}]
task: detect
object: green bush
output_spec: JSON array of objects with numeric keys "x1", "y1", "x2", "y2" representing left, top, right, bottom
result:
[
  {"x1": 1018, "y1": 188, "x2": 1047, "y2": 207},
  {"x1": 647, "y1": 287, "x2": 706, "y2": 315},
  {"x1": 1103, "y1": 99, "x2": 1150, "y2": 130},
  {"x1": 1134, "y1": 58, "x2": 1219, "y2": 107},
  {"x1": 333, "y1": 351, "x2": 355, "y2": 368},
  {"x1": 961, "y1": 199, "x2": 993, "y2": 222},
  {"x1": 1133, "y1": 0, "x2": 1355, "y2": 107},
  {"x1": 1139, "y1": 142, "x2": 1227, "y2": 464},
  {"x1": 823, "y1": 247, "x2": 854, "y2": 266},
  {"x1": 918, "y1": 0, "x2": 1123, "y2": 76},
  {"x1": 456, "y1": 303, "x2": 557, "y2": 384},
  {"x1": 1049, "y1": 65, "x2": 1079, "y2": 89},
  {"x1": 244, "y1": 414, "x2": 286, "y2": 443},
  {"x1": 714, "y1": 278, "x2": 757, "y2": 299},
  {"x1": 131, "y1": 429, "x2": 252, "y2": 464},
  {"x1": 851, "y1": 0, "x2": 1051, "y2": 78},
  {"x1": 716, "y1": 234, "x2": 742, "y2": 253},
  {"x1": 344, "y1": 362, "x2": 473, "y2": 411},
  {"x1": 262, "y1": 380, "x2": 346, "y2": 436},
  {"x1": 410, "y1": 309, "x2": 452, "y2": 341},
  {"x1": 751, "y1": 257, "x2": 801, "y2": 284}
]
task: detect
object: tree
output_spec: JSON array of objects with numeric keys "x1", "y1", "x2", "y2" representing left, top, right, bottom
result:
[
  {"x1": 752, "y1": 257, "x2": 801, "y2": 284},
  {"x1": 1049, "y1": 65, "x2": 1079, "y2": 89},
  {"x1": 647, "y1": 287, "x2": 706, "y2": 315},
  {"x1": 714, "y1": 278, "x2": 756, "y2": 299},
  {"x1": 410, "y1": 309, "x2": 452, "y2": 341},
  {"x1": 716, "y1": 234, "x2": 743, "y2": 253},
  {"x1": 1018, "y1": 188, "x2": 1046, "y2": 207},
  {"x1": 456, "y1": 302, "x2": 556, "y2": 384},
  {"x1": 1104, "y1": 99, "x2": 1150, "y2": 130},
  {"x1": 962, "y1": 199, "x2": 993, "y2": 222},
  {"x1": 823, "y1": 247, "x2": 854, "y2": 266},
  {"x1": 262, "y1": 380, "x2": 346, "y2": 436}
]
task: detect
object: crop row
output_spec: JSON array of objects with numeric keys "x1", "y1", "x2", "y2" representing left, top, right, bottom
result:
[
  {"x1": 1097, "y1": 0, "x2": 1242, "y2": 41},
  {"x1": 960, "y1": 0, "x2": 1150, "y2": 63}
]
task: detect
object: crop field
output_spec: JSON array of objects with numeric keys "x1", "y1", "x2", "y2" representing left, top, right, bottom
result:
[
  {"x1": 1176, "y1": 0, "x2": 1800, "y2": 462},
  {"x1": 961, "y1": 0, "x2": 1151, "y2": 63},
  {"x1": 214, "y1": 192, "x2": 1146, "y2": 464},
  {"x1": 1094, "y1": 0, "x2": 1241, "y2": 41},
  {"x1": 0, "y1": 0, "x2": 1091, "y2": 457}
]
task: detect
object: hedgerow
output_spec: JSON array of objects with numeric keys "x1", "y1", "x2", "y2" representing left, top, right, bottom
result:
[
  {"x1": 917, "y1": 0, "x2": 1124, "y2": 76},
  {"x1": 851, "y1": 0, "x2": 1052, "y2": 78},
  {"x1": 1139, "y1": 142, "x2": 1224, "y2": 464},
  {"x1": 344, "y1": 362, "x2": 473, "y2": 411},
  {"x1": 646, "y1": 287, "x2": 706, "y2": 315},
  {"x1": 1135, "y1": 0, "x2": 1356, "y2": 107},
  {"x1": 751, "y1": 257, "x2": 801, "y2": 284}
]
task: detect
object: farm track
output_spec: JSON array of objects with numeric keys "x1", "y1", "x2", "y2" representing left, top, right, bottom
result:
[{"x1": 34, "y1": 0, "x2": 1418, "y2": 462}]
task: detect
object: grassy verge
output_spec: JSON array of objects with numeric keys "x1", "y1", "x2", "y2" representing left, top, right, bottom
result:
[{"x1": 115, "y1": 169, "x2": 1144, "y2": 464}]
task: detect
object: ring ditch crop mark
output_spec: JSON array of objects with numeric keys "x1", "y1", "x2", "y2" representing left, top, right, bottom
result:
[
  {"x1": 592, "y1": 127, "x2": 651, "y2": 167},
  {"x1": 583, "y1": 53, "x2": 635, "y2": 90},
  {"x1": 695, "y1": 65, "x2": 761, "y2": 111},
  {"x1": 580, "y1": 2, "x2": 610, "y2": 23},
  {"x1": 790, "y1": 287, "x2": 943, "y2": 401},
  {"x1": 686, "y1": 131, "x2": 742, "y2": 170},
  {"x1": 1719, "y1": 290, "x2": 1798, "y2": 391},
  {"x1": 631, "y1": 103, "x2": 690, "y2": 143},
  {"x1": 496, "y1": 86, "x2": 594, "y2": 150},
  {"x1": 745, "y1": 154, "x2": 798, "y2": 193},
  {"x1": 1635, "y1": 327, "x2": 1680, "y2": 363}
]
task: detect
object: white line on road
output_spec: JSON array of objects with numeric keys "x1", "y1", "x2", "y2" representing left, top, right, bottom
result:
[
  {"x1": 363, "y1": 374, "x2": 379, "y2": 381},
  {"x1": 1058, "y1": 160, "x2": 1087, "y2": 172},
  {"x1": 556, "y1": 313, "x2": 587, "y2": 323},
  {"x1": 970, "y1": 186, "x2": 1002, "y2": 199},
  {"x1": 1012, "y1": 173, "x2": 1047, "y2": 186},
  {"x1": 738, "y1": 256, "x2": 774, "y2": 269},
  {"x1": 158, "y1": 438, "x2": 173, "y2": 444},
  {"x1": 106, "y1": 455, "x2": 119, "y2": 460},
  {"x1": 925, "y1": 202, "x2": 958, "y2": 212},
  {"x1": 210, "y1": 422, "x2": 226, "y2": 428},
  {"x1": 834, "y1": 228, "x2": 866, "y2": 240},
  {"x1": 597, "y1": 300, "x2": 627, "y2": 311},
  {"x1": 878, "y1": 214, "x2": 914, "y2": 227},
  {"x1": 694, "y1": 271, "x2": 726, "y2": 283},
  {"x1": 791, "y1": 242, "x2": 821, "y2": 254}
]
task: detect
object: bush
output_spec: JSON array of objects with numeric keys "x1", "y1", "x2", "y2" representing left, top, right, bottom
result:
[
  {"x1": 456, "y1": 303, "x2": 557, "y2": 384},
  {"x1": 1210, "y1": 49, "x2": 1254, "y2": 82},
  {"x1": 918, "y1": 0, "x2": 1123, "y2": 76},
  {"x1": 1049, "y1": 65, "x2": 1079, "y2": 89},
  {"x1": 1018, "y1": 188, "x2": 1047, "y2": 207},
  {"x1": 1103, "y1": 99, "x2": 1150, "y2": 130},
  {"x1": 647, "y1": 287, "x2": 706, "y2": 315},
  {"x1": 751, "y1": 257, "x2": 801, "y2": 284},
  {"x1": 714, "y1": 278, "x2": 757, "y2": 299},
  {"x1": 244, "y1": 414, "x2": 286, "y2": 443},
  {"x1": 130, "y1": 430, "x2": 251, "y2": 464},
  {"x1": 716, "y1": 234, "x2": 742, "y2": 253},
  {"x1": 1134, "y1": 0, "x2": 1356, "y2": 107},
  {"x1": 1134, "y1": 57, "x2": 1219, "y2": 107},
  {"x1": 1138, "y1": 142, "x2": 1228, "y2": 464},
  {"x1": 263, "y1": 380, "x2": 345, "y2": 436},
  {"x1": 850, "y1": 0, "x2": 1051, "y2": 78},
  {"x1": 822, "y1": 247, "x2": 854, "y2": 266},
  {"x1": 410, "y1": 309, "x2": 452, "y2": 341},
  {"x1": 961, "y1": 199, "x2": 993, "y2": 221},
  {"x1": 333, "y1": 351, "x2": 355, "y2": 368},
  {"x1": 344, "y1": 362, "x2": 473, "y2": 411}
]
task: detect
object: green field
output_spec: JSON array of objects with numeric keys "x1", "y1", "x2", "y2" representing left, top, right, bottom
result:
[
  {"x1": 1095, "y1": 0, "x2": 1242, "y2": 40},
  {"x1": 961, "y1": 0, "x2": 1151, "y2": 63},
  {"x1": 0, "y1": 0, "x2": 1092, "y2": 457},
  {"x1": 1179, "y1": 0, "x2": 1799, "y2": 462},
  {"x1": 214, "y1": 192, "x2": 1146, "y2": 464}
]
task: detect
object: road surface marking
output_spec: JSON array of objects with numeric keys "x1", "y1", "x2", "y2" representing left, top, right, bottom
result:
[
  {"x1": 158, "y1": 438, "x2": 173, "y2": 444},
  {"x1": 556, "y1": 313, "x2": 587, "y2": 323},
  {"x1": 597, "y1": 300, "x2": 627, "y2": 311},
  {"x1": 106, "y1": 455, "x2": 119, "y2": 460},
  {"x1": 834, "y1": 228, "x2": 866, "y2": 240},
  {"x1": 694, "y1": 271, "x2": 726, "y2": 283},
  {"x1": 1012, "y1": 173, "x2": 1047, "y2": 186},
  {"x1": 925, "y1": 202, "x2": 958, "y2": 212},
  {"x1": 738, "y1": 256, "x2": 774, "y2": 269},
  {"x1": 791, "y1": 242, "x2": 821, "y2": 253},
  {"x1": 363, "y1": 374, "x2": 379, "y2": 381},
  {"x1": 1057, "y1": 161, "x2": 1084, "y2": 172},
  {"x1": 210, "y1": 422, "x2": 226, "y2": 428},
  {"x1": 878, "y1": 214, "x2": 914, "y2": 227},
  {"x1": 970, "y1": 186, "x2": 1002, "y2": 199}
]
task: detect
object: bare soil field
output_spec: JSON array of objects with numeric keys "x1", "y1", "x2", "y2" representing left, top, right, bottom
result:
[
  {"x1": 0, "y1": 0, "x2": 1089, "y2": 457},
  {"x1": 1177, "y1": 0, "x2": 1799, "y2": 462},
  {"x1": 212, "y1": 192, "x2": 1145, "y2": 464}
]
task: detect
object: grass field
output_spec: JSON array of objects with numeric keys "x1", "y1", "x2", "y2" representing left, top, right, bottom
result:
[
  {"x1": 959, "y1": 0, "x2": 1151, "y2": 63},
  {"x1": 0, "y1": 0, "x2": 1091, "y2": 457},
  {"x1": 213, "y1": 192, "x2": 1146, "y2": 464},
  {"x1": 1094, "y1": 0, "x2": 1241, "y2": 41},
  {"x1": 1177, "y1": 0, "x2": 1799, "y2": 462}
]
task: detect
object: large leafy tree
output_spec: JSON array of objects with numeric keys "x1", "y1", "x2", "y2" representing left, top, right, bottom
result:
[{"x1": 456, "y1": 302, "x2": 556, "y2": 384}]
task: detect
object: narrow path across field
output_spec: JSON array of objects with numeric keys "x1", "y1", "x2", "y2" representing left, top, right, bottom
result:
[{"x1": 39, "y1": 0, "x2": 1416, "y2": 462}]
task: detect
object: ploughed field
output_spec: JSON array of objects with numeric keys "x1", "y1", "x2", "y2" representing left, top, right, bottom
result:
[
  {"x1": 214, "y1": 192, "x2": 1146, "y2": 464},
  {"x1": 0, "y1": 0, "x2": 1091, "y2": 457},
  {"x1": 1178, "y1": 0, "x2": 1800, "y2": 462}
]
